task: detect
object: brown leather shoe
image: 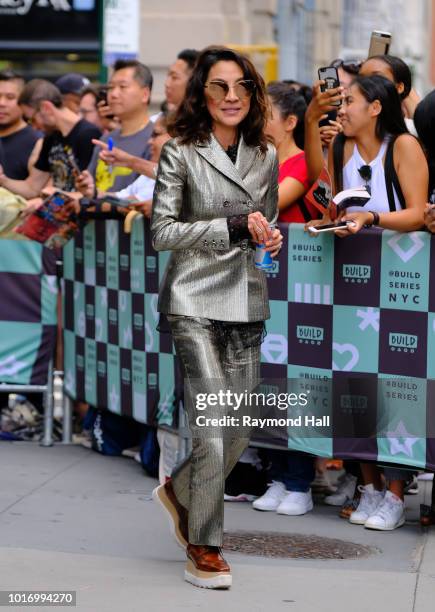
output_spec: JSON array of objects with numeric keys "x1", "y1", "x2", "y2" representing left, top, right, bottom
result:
[
  {"x1": 185, "y1": 544, "x2": 232, "y2": 589},
  {"x1": 152, "y1": 480, "x2": 188, "y2": 549}
]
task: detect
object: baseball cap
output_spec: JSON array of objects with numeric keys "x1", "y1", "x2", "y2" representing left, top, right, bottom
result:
[{"x1": 55, "y1": 73, "x2": 90, "y2": 95}]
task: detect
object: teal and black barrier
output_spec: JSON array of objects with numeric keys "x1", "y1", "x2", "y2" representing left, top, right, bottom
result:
[
  {"x1": 62, "y1": 220, "x2": 435, "y2": 470},
  {"x1": 0, "y1": 239, "x2": 57, "y2": 385}
]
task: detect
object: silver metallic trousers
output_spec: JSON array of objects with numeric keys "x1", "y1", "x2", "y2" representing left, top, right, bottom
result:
[{"x1": 167, "y1": 315, "x2": 263, "y2": 546}]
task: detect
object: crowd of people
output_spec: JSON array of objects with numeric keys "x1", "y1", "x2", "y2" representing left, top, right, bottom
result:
[{"x1": 1, "y1": 44, "x2": 435, "y2": 589}]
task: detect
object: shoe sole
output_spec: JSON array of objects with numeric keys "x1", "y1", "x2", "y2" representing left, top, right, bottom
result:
[
  {"x1": 152, "y1": 484, "x2": 187, "y2": 550},
  {"x1": 324, "y1": 497, "x2": 348, "y2": 507},
  {"x1": 185, "y1": 559, "x2": 232, "y2": 589},
  {"x1": 364, "y1": 516, "x2": 406, "y2": 531},
  {"x1": 252, "y1": 505, "x2": 280, "y2": 511},
  {"x1": 277, "y1": 503, "x2": 313, "y2": 516},
  {"x1": 349, "y1": 516, "x2": 368, "y2": 525},
  {"x1": 224, "y1": 494, "x2": 258, "y2": 502}
]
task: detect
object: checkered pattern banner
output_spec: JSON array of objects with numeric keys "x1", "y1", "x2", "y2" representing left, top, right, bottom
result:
[
  {"x1": 264, "y1": 224, "x2": 435, "y2": 471},
  {"x1": 62, "y1": 220, "x2": 179, "y2": 428},
  {"x1": 0, "y1": 239, "x2": 57, "y2": 385},
  {"x1": 62, "y1": 221, "x2": 435, "y2": 470}
]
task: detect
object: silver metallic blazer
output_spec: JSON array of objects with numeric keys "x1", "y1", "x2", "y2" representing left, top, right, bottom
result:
[{"x1": 151, "y1": 133, "x2": 279, "y2": 322}]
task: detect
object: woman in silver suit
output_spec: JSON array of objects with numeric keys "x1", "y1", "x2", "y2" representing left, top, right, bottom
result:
[{"x1": 152, "y1": 46, "x2": 282, "y2": 590}]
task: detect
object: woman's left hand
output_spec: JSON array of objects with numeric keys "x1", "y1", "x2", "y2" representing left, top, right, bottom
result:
[
  {"x1": 335, "y1": 211, "x2": 374, "y2": 237},
  {"x1": 263, "y1": 227, "x2": 283, "y2": 257}
]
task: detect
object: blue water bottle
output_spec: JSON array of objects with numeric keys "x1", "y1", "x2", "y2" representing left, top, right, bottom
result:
[{"x1": 255, "y1": 224, "x2": 275, "y2": 271}]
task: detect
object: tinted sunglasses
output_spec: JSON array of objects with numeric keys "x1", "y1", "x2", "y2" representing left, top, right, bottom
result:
[
  {"x1": 204, "y1": 80, "x2": 256, "y2": 102},
  {"x1": 358, "y1": 164, "x2": 372, "y2": 194},
  {"x1": 331, "y1": 59, "x2": 362, "y2": 75}
]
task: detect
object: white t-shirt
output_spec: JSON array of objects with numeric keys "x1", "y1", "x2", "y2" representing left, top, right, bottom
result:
[
  {"x1": 116, "y1": 174, "x2": 155, "y2": 201},
  {"x1": 342, "y1": 139, "x2": 403, "y2": 213}
]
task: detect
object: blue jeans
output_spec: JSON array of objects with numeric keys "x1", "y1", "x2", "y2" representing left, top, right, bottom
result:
[{"x1": 263, "y1": 449, "x2": 315, "y2": 492}]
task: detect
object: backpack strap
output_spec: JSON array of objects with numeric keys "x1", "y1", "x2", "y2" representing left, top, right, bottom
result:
[
  {"x1": 384, "y1": 136, "x2": 407, "y2": 212},
  {"x1": 332, "y1": 132, "x2": 346, "y2": 194}
]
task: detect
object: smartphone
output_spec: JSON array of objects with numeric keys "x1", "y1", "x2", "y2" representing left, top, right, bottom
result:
[
  {"x1": 97, "y1": 86, "x2": 109, "y2": 106},
  {"x1": 318, "y1": 67, "x2": 341, "y2": 107},
  {"x1": 97, "y1": 86, "x2": 115, "y2": 120},
  {"x1": 368, "y1": 30, "x2": 392, "y2": 57},
  {"x1": 319, "y1": 109, "x2": 337, "y2": 128},
  {"x1": 308, "y1": 221, "x2": 356, "y2": 234}
]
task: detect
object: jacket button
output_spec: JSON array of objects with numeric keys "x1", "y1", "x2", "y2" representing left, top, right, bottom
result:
[
  {"x1": 246, "y1": 200, "x2": 253, "y2": 207},
  {"x1": 212, "y1": 240, "x2": 216, "y2": 247},
  {"x1": 203, "y1": 240, "x2": 208, "y2": 246},
  {"x1": 223, "y1": 200, "x2": 230, "y2": 207},
  {"x1": 240, "y1": 242, "x2": 248, "y2": 251}
]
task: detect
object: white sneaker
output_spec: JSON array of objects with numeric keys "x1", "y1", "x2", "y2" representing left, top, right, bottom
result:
[
  {"x1": 276, "y1": 490, "x2": 313, "y2": 516},
  {"x1": 349, "y1": 484, "x2": 384, "y2": 525},
  {"x1": 324, "y1": 473, "x2": 357, "y2": 506},
  {"x1": 364, "y1": 491, "x2": 405, "y2": 530},
  {"x1": 252, "y1": 481, "x2": 286, "y2": 511}
]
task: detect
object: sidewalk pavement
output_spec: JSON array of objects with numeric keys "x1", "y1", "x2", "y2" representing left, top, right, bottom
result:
[{"x1": 0, "y1": 442, "x2": 434, "y2": 612}]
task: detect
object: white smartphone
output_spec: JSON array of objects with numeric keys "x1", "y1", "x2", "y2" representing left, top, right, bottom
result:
[
  {"x1": 368, "y1": 31, "x2": 392, "y2": 57},
  {"x1": 308, "y1": 221, "x2": 356, "y2": 235}
]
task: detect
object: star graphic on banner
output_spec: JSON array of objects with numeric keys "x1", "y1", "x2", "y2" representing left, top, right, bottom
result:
[
  {"x1": 157, "y1": 391, "x2": 175, "y2": 422},
  {"x1": 386, "y1": 420, "x2": 419, "y2": 458},
  {"x1": 356, "y1": 307, "x2": 380, "y2": 332},
  {"x1": 0, "y1": 355, "x2": 26, "y2": 378},
  {"x1": 109, "y1": 385, "x2": 120, "y2": 412}
]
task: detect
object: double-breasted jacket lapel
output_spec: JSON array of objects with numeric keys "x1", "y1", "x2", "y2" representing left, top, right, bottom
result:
[{"x1": 194, "y1": 133, "x2": 258, "y2": 200}]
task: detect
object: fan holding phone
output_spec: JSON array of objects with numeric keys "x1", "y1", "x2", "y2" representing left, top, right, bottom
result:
[
  {"x1": 304, "y1": 66, "x2": 429, "y2": 530},
  {"x1": 304, "y1": 68, "x2": 428, "y2": 237}
]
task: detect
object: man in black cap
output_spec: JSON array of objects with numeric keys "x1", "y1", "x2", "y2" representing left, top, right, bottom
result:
[{"x1": 55, "y1": 73, "x2": 90, "y2": 114}]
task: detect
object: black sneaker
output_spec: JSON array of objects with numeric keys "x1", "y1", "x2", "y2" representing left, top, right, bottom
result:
[{"x1": 224, "y1": 461, "x2": 268, "y2": 502}]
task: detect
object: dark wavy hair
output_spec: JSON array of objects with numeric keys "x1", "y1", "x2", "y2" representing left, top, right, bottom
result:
[
  {"x1": 169, "y1": 46, "x2": 269, "y2": 153},
  {"x1": 267, "y1": 81, "x2": 306, "y2": 149}
]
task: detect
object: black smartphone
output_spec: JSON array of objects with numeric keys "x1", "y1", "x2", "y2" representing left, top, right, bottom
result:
[
  {"x1": 96, "y1": 86, "x2": 115, "y2": 120},
  {"x1": 319, "y1": 109, "x2": 338, "y2": 128},
  {"x1": 97, "y1": 86, "x2": 109, "y2": 106},
  {"x1": 318, "y1": 66, "x2": 341, "y2": 107}
]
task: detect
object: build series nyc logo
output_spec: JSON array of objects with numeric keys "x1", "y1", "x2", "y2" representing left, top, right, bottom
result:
[
  {"x1": 296, "y1": 325, "x2": 324, "y2": 346},
  {"x1": 389, "y1": 333, "x2": 418, "y2": 353},
  {"x1": 342, "y1": 264, "x2": 371, "y2": 284}
]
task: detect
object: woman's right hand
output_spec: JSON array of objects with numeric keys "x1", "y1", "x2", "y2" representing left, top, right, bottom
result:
[
  {"x1": 247, "y1": 211, "x2": 273, "y2": 243},
  {"x1": 306, "y1": 81, "x2": 344, "y2": 124}
]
